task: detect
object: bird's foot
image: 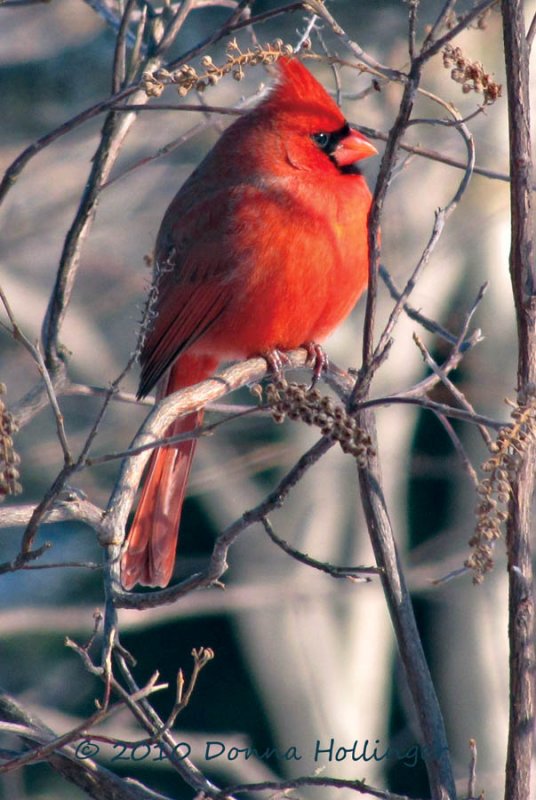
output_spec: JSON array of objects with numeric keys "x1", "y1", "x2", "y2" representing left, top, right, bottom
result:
[
  {"x1": 263, "y1": 349, "x2": 291, "y2": 381},
  {"x1": 302, "y1": 342, "x2": 329, "y2": 387}
]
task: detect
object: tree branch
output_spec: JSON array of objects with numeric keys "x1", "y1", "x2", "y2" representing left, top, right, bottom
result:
[{"x1": 501, "y1": 2, "x2": 536, "y2": 799}]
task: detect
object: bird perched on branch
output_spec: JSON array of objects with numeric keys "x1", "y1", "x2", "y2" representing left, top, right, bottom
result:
[{"x1": 121, "y1": 56, "x2": 377, "y2": 590}]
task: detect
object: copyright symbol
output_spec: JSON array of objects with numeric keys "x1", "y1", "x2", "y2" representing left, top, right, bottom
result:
[{"x1": 75, "y1": 739, "x2": 100, "y2": 759}]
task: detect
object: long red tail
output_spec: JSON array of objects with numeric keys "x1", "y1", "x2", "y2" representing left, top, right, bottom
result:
[{"x1": 121, "y1": 353, "x2": 218, "y2": 589}]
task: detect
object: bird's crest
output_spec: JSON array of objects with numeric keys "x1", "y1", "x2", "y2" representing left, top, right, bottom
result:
[{"x1": 260, "y1": 57, "x2": 346, "y2": 128}]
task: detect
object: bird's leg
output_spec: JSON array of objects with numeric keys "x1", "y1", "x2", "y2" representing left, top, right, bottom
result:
[
  {"x1": 302, "y1": 341, "x2": 329, "y2": 386},
  {"x1": 263, "y1": 348, "x2": 291, "y2": 381}
]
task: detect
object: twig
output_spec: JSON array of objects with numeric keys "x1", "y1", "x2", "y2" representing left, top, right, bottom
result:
[
  {"x1": 527, "y1": 11, "x2": 536, "y2": 51},
  {"x1": 367, "y1": 103, "x2": 475, "y2": 385},
  {"x1": 0, "y1": 287, "x2": 72, "y2": 464},
  {"x1": 305, "y1": 0, "x2": 407, "y2": 82},
  {"x1": 211, "y1": 774, "x2": 419, "y2": 800},
  {"x1": 127, "y1": 3, "x2": 149, "y2": 83},
  {"x1": 108, "y1": 101, "x2": 516, "y2": 187},
  {"x1": 112, "y1": 0, "x2": 139, "y2": 93},
  {"x1": 0, "y1": 692, "x2": 158, "y2": 800},
  {"x1": 356, "y1": 411, "x2": 455, "y2": 799},
  {"x1": 379, "y1": 265, "x2": 461, "y2": 345},
  {"x1": 295, "y1": 8, "x2": 318, "y2": 52},
  {"x1": 408, "y1": 0, "x2": 419, "y2": 61},
  {"x1": 421, "y1": 0, "x2": 498, "y2": 59},
  {"x1": 357, "y1": 395, "x2": 505, "y2": 431},
  {"x1": 423, "y1": 0, "x2": 458, "y2": 48},
  {"x1": 41, "y1": 100, "x2": 147, "y2": 370},
  {"x1": 112, "y1": 651, "x2": 230, "y2": 796},
  {"x1": 355, "y1": 125, "x2": 517, "y2": 186},
  {"x1": 154, "y1": 0, "x2": 197, "y2": 57},
  {"x1": 164, "y1": 647, "x2": 214, "y2": 729},
  {"x1": 0, "y1": 496, "x2": 105, "y2": 542},
  {"x1": 354, "y1": 56, "x2": 424, "y2": 403},
  {"x1": 412, "y1": 329, "x2": 493, "y2": 448},
  {"x1": 261, "y1": 517, "x2": 382, "y2": 580},
  {"x1": 433, "y1": 412, "x2": 479, "y2": 488}
]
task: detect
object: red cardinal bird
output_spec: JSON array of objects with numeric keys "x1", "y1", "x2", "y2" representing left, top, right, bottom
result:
[{"x1": 121, "y1": 57, "x2": 376, "y2": 589}]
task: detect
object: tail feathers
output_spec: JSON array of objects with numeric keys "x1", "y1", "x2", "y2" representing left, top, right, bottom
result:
[
  {"x1": 120, "y1": 412, "x2": 200, "y2": 589},
  {"x1": 121, "y1": 352, "x2": 218, "y2": 590}
]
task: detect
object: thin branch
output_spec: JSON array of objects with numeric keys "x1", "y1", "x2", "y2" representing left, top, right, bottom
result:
[
  {"x1": 422, "y1": 0, "x2": 458, "y2": 48},
  {"x1": 102, "y1": 350, "x2": 310, "y2": 545},
  {"x1": 111, "y1": 652, "x2": 230, "y2": 796},
  {"x1": 305, "y1": 0, "x2": 406, "y2": 82},
  {"x1": 295, "y1": 9, "x2": 318, "y2": 52},
  {"x1": 41, "y1": 100, "x2": 147, "y2": 370},
  {"x1": 154, "y1": 0, "x2": 197, "y2": 57},
  {"x1": 126, "y1": 2, "x2": 149, "y2": 83},
  {"x1": 261, "y1": 517, "x2": 382, "y2": 580},
  {"x1": 112, "y1": 0, "x2": 139, "y2": 93},
  {"x1": 0, "y1": 692, "x2": 161, "y2": 800},
  {"x1": 434, "y1": 412, "x2": 479, "y2": 488},
  {"x1": 212, "y1": 775, "x2": 419, "y2": 800},
  {"x1": 0, "y1": 287, "x2": 72, "y2": 464},
  {"x1": 421, "y1": 0, "x2": 499, "y2": 59},
  {"x1": 408, "y1": 0, "x2": 419, "y2": 61},
  {"x1": 0, "y1": 496, "x2": 106, "y2": 533},
  {"x1": 357, "y1": 395, "x2": 505, "y2": 431},
  {"x1": 379, "y1": 265, "x2": 461, "y2": 345},
  {"x1": 527, "y1": 11, "x2": 536, "y2": 52},
  {"x1": 356, "y1": 411, "x2": 456, "y2": 800},
  {"x1": 109, "y1": 100, "x2": 515, "y2": 186},
  {"x1": 367, "y1": 102, "x2": 475, "y2": 383},
  {"x1": 412, "y1": 330, "x2": 493, "y2": 447}
]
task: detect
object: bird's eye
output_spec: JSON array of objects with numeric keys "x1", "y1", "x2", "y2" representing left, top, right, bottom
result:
[{"x1": 312, "y1": 132, "x2": 330, "y2": 150}]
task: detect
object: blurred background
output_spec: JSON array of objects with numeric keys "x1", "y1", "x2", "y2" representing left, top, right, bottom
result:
[{"x1": 0, "y1": 0, "x2": 527, "y2": 797}]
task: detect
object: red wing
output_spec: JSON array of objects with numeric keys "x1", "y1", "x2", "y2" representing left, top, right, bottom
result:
[{"x1": 138, "y1": 186, "x2": 237, "y2": 397}]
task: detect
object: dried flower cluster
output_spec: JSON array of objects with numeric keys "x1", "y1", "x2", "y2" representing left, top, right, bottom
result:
[
  {"x1": 143, "y1": 38, "x2": 294, "y2": 98},
  {"x1": 442, "y1": 44, "x2": 501, "y2": 104},
  {"x1": 443, "y1": 44, "x2": 502, "y2": 105},
  {"x1": 0, "y1": 383, "x2": 21, "y2": 501},
  {"x1": 466, "y1": 394, "x2": 536, "y2": 583},
  {"x1": 263, "y1": 380, "x2": 374, "y2": 466}
]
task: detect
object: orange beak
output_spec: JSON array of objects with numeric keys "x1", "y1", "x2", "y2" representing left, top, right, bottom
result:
[{"x1": 333, "y1": 128, "x2": 378, "y2": 168}]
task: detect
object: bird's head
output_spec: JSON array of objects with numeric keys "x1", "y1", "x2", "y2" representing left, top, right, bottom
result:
[{"x1": 258, "y1": 57, "x2": 377, "y2": 174}]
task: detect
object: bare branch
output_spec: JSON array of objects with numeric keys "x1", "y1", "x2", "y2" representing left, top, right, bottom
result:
[
  {"x1": 212, "y1": 774, "x2": 421, "y2": 800},
  {"x1": 412, "y1": 331, "x2": 492, "y2": 447},
  {"x1": 0, "y1": 692, "x2": 162, "y2": 800},
  {"x1": 0, "y1": 287, "x2": 72, "y2": 463},
  {"x1": 0, "y1": 495, "x2": 105, "y2": 534},
  {"x1": 261, "y1": 517, "x2": 381, "y2": 580},
  {"x1": 501, "y1": 2, "x2": 536, "y2": 798}
]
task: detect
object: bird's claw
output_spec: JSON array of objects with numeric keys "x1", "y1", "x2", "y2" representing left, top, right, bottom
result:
[
  {"x1": 264, "y1": 349, "x2": 291, "y2": 381},
  {"x1": 302, "y1": 342, "x2": 329, "y2": 387},
  {"x1": 263, "y1": 344, "x2": 328, "y2": 386}
]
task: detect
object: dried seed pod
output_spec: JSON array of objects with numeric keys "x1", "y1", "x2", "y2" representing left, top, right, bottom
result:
[
  {"x1": 468, "y1": 390, "x2": 536, "y2": 583},
  {"x1": 264, "y1": 380, "x2": 373, "y2": 465},
  {"x1": 0, "y1": 385, "x2": 22, "y2": 502}
]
